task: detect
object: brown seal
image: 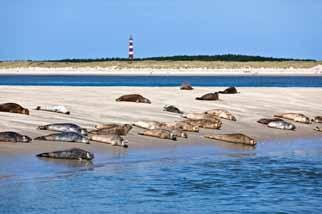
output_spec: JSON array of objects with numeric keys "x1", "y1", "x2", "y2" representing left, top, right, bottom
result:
[
  {"x1": 164, "y1": 121, "x2": 200, "y2": 132},
  {"x1": 116, "y1": 94, "x2": 151, "y2": 104},
  {"x1": 218, "y1": 87, "x2": 238, "y2": 94},
  {"x1": 205, "y1": 109, "x2": 237, "y2": 121},
  {"x1": 0, "y1": 132, "x2": 32, "y2": 143},
  {"x1": 90, "y1": 134, "x2": 128, "y2": 147},
  {"x1": 138, "y1": 129, "x2": 177, "y2": 141},
  {"x1": 90, "y1": 124, "x2": 132, "y2": 136},
  {"x1": 186, "y1": 118, "x2": 222, "y2": 129},
  {"x1": 180, "y1": 82, "x2": 193, "y2": 90},
  {"x1": 196, "y1": 92, "x2": 219, "y2": 101},
  {"x1": 0, "y1": 103, "x2": 29, "y2": 115},
  {"x1": 274, "y1": 113, "x2": 311, "y2": 124},
  {"x1": 205, "y1": 133, "x2": 256, "y2": 146}
]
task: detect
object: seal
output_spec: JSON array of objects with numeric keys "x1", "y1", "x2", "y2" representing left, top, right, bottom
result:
[
  {"x1": 186, "y1": 118, "x2": 222, "y2": 129},
  {"x1": 267, "y1": 120, "x2": 296, "y2": 130},
  {"x1": 37, "y1": 148, "x2": 94, "y2": 161},
  {"x1": 0, "y1": 132, "x2": 32, "y2": 143},
  {"x1": 180, "y1": 82, "x2": 193, "y2": 90},
  {"x1": 312, "y1": 116, "x2": 322, "y2": 123},
  {"x1": 35, "y1": 105, "x2": 70, "y2": 114},
  {"x1": 138, "y1": 129, "x2": 177, "y2": 141},
  {"x1": 314, "y1": 127, "x2": 321, "y2": 132},
  {"x1": 0, "y1": 103, "x2": 29, "y2": 115},
  {"x1": 205, "y1": 133, "x2": 256, "y2": 146},
  {"x1": 116, "y1": 94, "x2": 151, "y2": 104},
  {"x1": 218, "y1": 87, "x2": 238, "y2": 94},
  {"x1": 38, "y1": 123, "x2": 87, "y2": 135},
  {"x1": 196, "y1": 92, "x2": 219, "y2": 101},
  {"x1": 205, "y1": 109, "x2": 237, "y2": 121},
  {"x1": 164, "y1": 121, "x2": 200, "y2": 132},
  {"x1": 89, "y1": 124, "x2": 132, "y2": 136},
  {"x1": 34, "y1": 132, "x2": 89, "y2": 144},
  {"x1": 158, "y1": 127, "x2": 188, "y2": 138},
  {"x1": 90, "y1": 134, "x2": 128, "y2": 147},
  {"x1": 163, "y1": 105, "x2": 183, "y2": 114},
  {"x1": 274, "y1": 113, "x2": 311, "y2": 124},
  {"x1": 133, "y1": 120, "x2": 163, "y2": 130},
  {"x1": 182, "y1": 113, "x2": 209, "y2": 120},
  {"x1": 257, "y1": 118, "x2": 285, "y2": 125}
]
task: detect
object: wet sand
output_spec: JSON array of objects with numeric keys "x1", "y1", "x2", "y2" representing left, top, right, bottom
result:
[{"x1": 0, "y1": 86, "x2": 321, "y2": 154}]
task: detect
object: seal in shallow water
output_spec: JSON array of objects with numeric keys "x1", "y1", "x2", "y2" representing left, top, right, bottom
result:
[
  {"x1": 90, "y1": 124, "x2": 132, "y2": 136},
  {"x1": 196, "y1": 92, "x2": 219, "y2": 101},
  {"x1": 163, "y1": 105, "x2": 183, "y2": 114},
  {"x1": 138, "y1": 129, "x2": 177, "y2": 141},
  {"x1": 38, "y1": 123, "x2": 87, "y2": 135},
  {"x1": 0, "y1": 103, "x2": 29, "y2": 115},
  {"x1": 205, "y1": 133, "x2": 256, "y2": 146},
  {"x1": 267, "y1": 120, "x2": 296, "y2": 130},
  {"x1": 90, "y1": 134, "x2": 128, "y2": 147},
  {"x1": 180, "y1": 82, "x2": 193, "y2": 90},
  {"x1": 34, "y1": 132, "x2": 89, "y2": 144},
  {"x1": 205, "y1": 109, "x2": 237, "y2": 121},
  {"x1": 37, "y1": 148, "x2": 94, "y2": 161},
  {"x1": 116, "y1": 94, "x2": 151, "y2": 104},
  {"x1": 274, "y1": 113, "x2": 311, "y2": 124},
  {"x1": 0, "y1": 132, "x2": 32, "y2": 143},
  {"x1": 35, "y1": 105, "x2": 70, "y2": 114},
  {"x1": 218, "y1": 87, "x2": 238, "y2": 94}
]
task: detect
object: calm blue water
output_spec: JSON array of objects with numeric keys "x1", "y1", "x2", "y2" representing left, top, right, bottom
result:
[
  {"x1": 1, "y1": 138, "x2": 322, "y2": 214},
  {"x1": 0, "y1": 75, "x2": 321, "y2": 87}
]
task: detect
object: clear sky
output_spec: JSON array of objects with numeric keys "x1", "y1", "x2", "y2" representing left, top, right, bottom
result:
[{"x1": 1, "y1": 0, "x2": 321, "y2": 60}]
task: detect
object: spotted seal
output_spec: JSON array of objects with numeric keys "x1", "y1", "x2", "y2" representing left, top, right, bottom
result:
[
  {"x1": 133, "y1": 120, "x2": 163, "y2": 130},
  {"x1": 38, "y1": 123, "x2": 87, "y2": 135},
  {"x1": 186, "y1": 118, "x2": 222, "y2": 129},
  {"x1": 205, "y1": 109, "x2": 237, "y2": 121},
  {"x1": 0, "y1": 132, "x2": 32, "y2": 143},
  {"x1": 34, "y1": 132, "x2": 89, "y2": 144},
  {"x1": 138, "y1": 129, "x2": 177, "y2": 141},
  {"x1": 267, "y1": 120, "x2": 296, "y2": 130},
  {"x1": 35, "y1": 105, "x2": 70, "y2": 114},
  {"x1": 205, "y1": 133, "x2": 256, "y2": 146},
  {"x1": 196, "y1": 92, "x2": 219, "y2": 101},
  {"x1": 116, "y1": 94, "x2": 151, "y2": 104},
  {"x1": 37, "y1": 148, "x2": 94, "y2": 161},
  {"x1": 0, "y1": 103, "x2": 29, "y2": 115},
  {"x1": 90, "y1": 134, "x2": 128, "y2": 147},
  {"x1": 91, "y1": 124, "x2": 132, "y2": 136},
  {"x1": 274, "y1": 113, "x2": 311, "y2": 124}
]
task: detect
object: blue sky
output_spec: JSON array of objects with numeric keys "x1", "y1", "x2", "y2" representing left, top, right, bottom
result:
[{"x1": 1, "y1": 0, "x2": 321, "y2": 60}]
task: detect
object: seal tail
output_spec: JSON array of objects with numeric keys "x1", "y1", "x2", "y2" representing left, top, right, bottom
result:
[
  {"x1": 38, "y1": 125, "x2": 46, "y2": 130},
  {"x1": 195, "y1": 97, "x2": 202, "y2": 100},
  {"x1": 66, "y1": 111, "x2": 70, "y2": 115}
]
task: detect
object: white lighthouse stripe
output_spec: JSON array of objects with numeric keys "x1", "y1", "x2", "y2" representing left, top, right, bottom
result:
[
  {"x1": 129, "y1": 52, "x2": 134, "y2": 55},
  {"x1": 129, "y1": 45, "x2": 133, "y2": 48}
]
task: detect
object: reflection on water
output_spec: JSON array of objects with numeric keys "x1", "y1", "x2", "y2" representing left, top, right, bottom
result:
[{"x1": 1, "y1": 138, "x2": 322, "y2": 213}]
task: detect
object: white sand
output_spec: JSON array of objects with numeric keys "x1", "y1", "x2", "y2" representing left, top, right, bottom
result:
[{"x1": 0, "y1": 86, "x2": 321, "y2": 154}]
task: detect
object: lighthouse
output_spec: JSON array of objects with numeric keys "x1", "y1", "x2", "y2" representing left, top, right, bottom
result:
[{"x1": 128, "y1": 35, "x2": 134, "y2": 61}]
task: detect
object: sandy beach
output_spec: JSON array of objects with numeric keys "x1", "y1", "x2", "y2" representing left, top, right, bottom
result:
[{"x1": 0, "y1": 86, "x2": 321, "y2": 154}]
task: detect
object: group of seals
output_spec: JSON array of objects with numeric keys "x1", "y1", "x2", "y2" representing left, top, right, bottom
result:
[
  {"x1": 0, "y1": 103, "x2": 29, "y2": 115},
  {"x1": 116, "y1": 94, "x2": 151, "y2": 104}
]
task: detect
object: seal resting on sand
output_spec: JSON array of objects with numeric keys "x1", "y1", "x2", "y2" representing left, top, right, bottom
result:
[
  {"x1": 163, "y1": 105, "x2": 183, "y2": 114},
  {"x1": 274, "y1": 113, "x2": 311, "y2": 124},
  {"x1": 37, "y1": 148, "x2": 94, "y2": 161},
  {"x1": 205, "y1": 133, "x2": 256, "y2": 146},
  {"x1": 35, "y1": 105, "x2": 70, "y2": 114},
  {"x1": 196, "y1": 92, "x2": 219, "y2": 101},
  {"x1": 267, "y1": 120, "x2": 296, "y2": 130},
  {"x1": 164, "y1": 121, "x2": 200, "y2": 132},
  {"x1": 0, "y1": 132, "x2": 32, "y2": 143},
  {"x1": 89, "y1": 134, "x2": 128, "y2": 147},
  {"x1": 312, "y1": 116, "x2": 322, "y2": 123},
  {"x1": 133, "y1": 121, "x2": 163, "y2": 130},
  {"x1": 314, "y1": 127, "x2": 321, "y2": 132},
  {"x1": 180, "y1": 82, "x2": 193, "y2": 90},
  {"x1": 138, "y1": 129, "x2": 177, "y2": 141},
  {"x1": 90, "y1": 124, "x2": 132, "y2": 136},
  {"x1": 186, "y1": 118, "x2": 222, "y2": 129},
  {"x1": 0, "y1": 103, "x2": 29, "y2": 115},
  {"x1": 34, "y1": 132, "x2": 89, "y2": 144},
  {"x1": 257, "y1": 118, "x2": 285, "y2": 125},
  {"x1": 38, "y1": 123, "x2": 87, "y2": 135},
  {"x1": 218, "y1": 87, "x2": 238, "y2": 94},
  {"x1": 205, "y1": 109, "x2": 237, "y2": 121},
  {"x1": 116, "y1": 94, "x2": 151, "y2": 104}
]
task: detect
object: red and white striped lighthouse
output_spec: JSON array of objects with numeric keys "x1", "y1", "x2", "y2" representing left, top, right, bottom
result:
[{"x1": 128, "y1": 35, "x2": 134, "y2": 61}]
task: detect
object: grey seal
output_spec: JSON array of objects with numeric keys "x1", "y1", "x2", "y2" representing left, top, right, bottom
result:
[
  {"x1": 116, "y1": 94, "x2": 151, "y2": 104},
  {"x1": 205, "y1": 133, "x2": 256, "y2": 146},
  {"x1": 267, "y1": 120, "x2": 296, "y2": 130},
  {"x1": 163, "y1": 105, "x2": 183, "y2": 114},
  {"x1": 34, "y1": 132, "x2": 89, "y2": 144},
  {"x1": 0, "y1": 132, "x2": 32, "y2": 143},
  {"x1": 37, "y1": 148, "x2": 94, "y2": 160},
  {"x1": 38, "y1": 123, "x2": 87, "y2": 135}
]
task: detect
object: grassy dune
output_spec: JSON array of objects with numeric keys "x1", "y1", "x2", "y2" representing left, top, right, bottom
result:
[{"x1": 0, "y1": 60, "x2": 321, "y2": 69}]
